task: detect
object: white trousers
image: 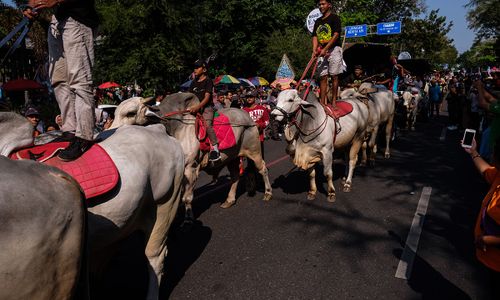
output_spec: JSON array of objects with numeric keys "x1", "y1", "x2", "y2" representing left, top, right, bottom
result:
[
  {"x1": 48, "y1": 16, "x2": 95, "y2": 140},
  {"x1": 317, "y1": 46, "x2": 347, "y2": 77}
]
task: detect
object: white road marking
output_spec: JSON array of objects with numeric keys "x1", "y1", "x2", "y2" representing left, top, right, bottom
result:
[
  {"x1": 395, "y1": 186, "x2": 432, "y2": 280},
  {"x1": 439, "y1": 127, "x2": 447, "y2": 141}
]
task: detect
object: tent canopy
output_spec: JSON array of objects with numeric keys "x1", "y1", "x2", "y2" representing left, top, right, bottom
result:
[
  {"x1": 3, "y1": 79, "x2": 44, "y2": 92},
  {"x1": 398, "y1": 59, "x2": 432, "y2": 76},
  {"x1": 343, "y1": 42, "x2": 392, "y2": 75}
]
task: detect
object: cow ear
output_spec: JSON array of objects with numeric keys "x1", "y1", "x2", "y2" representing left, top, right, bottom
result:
[
  {"x1": 300, "y1": 100, "x2": 314, "y2": 107},
  {"x1": 145, "y1": 108, "x2": 161, "y2": 118},
  {"x1": 184, "y1": 92, "x2": 199, "y2": 106}
]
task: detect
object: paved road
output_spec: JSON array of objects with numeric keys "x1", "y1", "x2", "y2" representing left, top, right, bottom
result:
[{"x1": 95, "y1": 116, "x2": 491, "y2": 300}]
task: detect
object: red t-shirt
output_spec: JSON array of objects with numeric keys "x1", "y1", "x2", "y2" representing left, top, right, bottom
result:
[{"x1": 243, "y1": 105, "x2": 269, "y2": 141}]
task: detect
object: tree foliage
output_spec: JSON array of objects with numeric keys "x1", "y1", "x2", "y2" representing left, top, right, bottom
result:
[
  {"x1": 466, "y1": 0, "x2": 499, "y2": 41},
  {"x1": 458, "y1": 39, "x2": 497, "y2": 68},
  {"x1": 465, "y1": 0, "x2": 499, "y2": 65},
  {"x1": 392, "y1": 10, "x2": 457, "y2": 66},
  {"x1": 2, "y1": 0, "x2": 460, "y2": 88}
]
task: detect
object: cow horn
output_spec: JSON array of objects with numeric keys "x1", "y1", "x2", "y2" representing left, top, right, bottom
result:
[
  {"x1": 300, "y1": 100, "x2": 314, "y2": 107},
  {"x1": 141, "y1": 97, "x2": 154, "y2": 104}
]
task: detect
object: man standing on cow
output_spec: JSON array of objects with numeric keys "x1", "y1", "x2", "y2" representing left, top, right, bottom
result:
[
  {"x1": 312, "y1": 0, "x2": 345, "y2": 106},
  {"x1": 188, "y1": 59, "x2": 221, "y2": 162},
  {"x1": 24, "y1": 0, "x2": 99, "y2": 161},
  {"x1": 390, "y1": 56, "x2": 407, "y2": 94}
]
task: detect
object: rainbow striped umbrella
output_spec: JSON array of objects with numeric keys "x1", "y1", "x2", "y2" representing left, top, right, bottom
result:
[
  {"x1": 238, "y1": 78, "x2": 255, "y2": 88},
  {"x1": 214, "y1": 75, "x2": 240, "y2": 85},
  {"x1": 248, "y1": 76, "x2": 269, "y2": 86}
]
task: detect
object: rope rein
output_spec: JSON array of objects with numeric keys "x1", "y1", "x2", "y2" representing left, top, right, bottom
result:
[
  {"x1": 157, "y1": 109, "x2": 256, "y2": 128},
  {"x1": 284, "y1": 103, "x2": 332, "y2": 144}
]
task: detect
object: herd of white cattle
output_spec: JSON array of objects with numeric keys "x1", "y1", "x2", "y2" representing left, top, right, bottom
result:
[{"x1": 0, "y1": 83, "x2": 421, "y2": 299}]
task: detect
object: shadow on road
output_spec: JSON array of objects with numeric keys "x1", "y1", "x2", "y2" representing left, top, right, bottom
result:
[
  {"x1": 90, "y1": 232, "x2": 149, "y2": 300},
  {"x1": 161, "y1": 222, "x2": 212, "y2": 298},
  {"x1": 272, "y1": 162, "x2": 347, "y2": 197},
  {"x1": 393, "y1": 248, "x2": 472, "y2": 300}
]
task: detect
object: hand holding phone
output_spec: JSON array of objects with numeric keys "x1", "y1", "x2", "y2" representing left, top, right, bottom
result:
[{"x1": 462, "y1": 129, "x2": 476, "y2": 149}]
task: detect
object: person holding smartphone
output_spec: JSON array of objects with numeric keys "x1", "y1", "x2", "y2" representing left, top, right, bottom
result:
[
  {"x1": 474, "y1": 80, "x2": 499, "y2": 161},
  {"x1": 463, "y1": 137, "x2": 500, "y2": 298}
]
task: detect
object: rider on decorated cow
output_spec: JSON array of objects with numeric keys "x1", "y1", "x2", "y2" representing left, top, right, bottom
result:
[
  {"x1": 343, "y1": 65, "x2": 366, "y2": 90},
  {"x1": 188, "y1": 59, "x2": 220, "y2": 162}
]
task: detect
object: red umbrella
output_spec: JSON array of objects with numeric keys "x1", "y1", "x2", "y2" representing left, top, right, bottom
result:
[
  {"x1": 3, "y1": 79, "x2": 44, "y2": 92},
  {"x1": 98, "y1": 81, "x2": 121, "y2": 89}
]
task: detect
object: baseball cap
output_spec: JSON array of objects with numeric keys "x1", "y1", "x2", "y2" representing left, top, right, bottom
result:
[
  {"x1": 193, "y1": 59, "x2": 207, "y2": 69},
  {"x1": 244, "y1": 90, "x2": 258, "y2": 98},
  {"x1": 24, "y1": 107, "x2": 40, "y2": 117}
]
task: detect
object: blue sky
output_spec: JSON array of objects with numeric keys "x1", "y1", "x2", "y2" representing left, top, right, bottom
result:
[
  {"x1": 424, "y1": 0, "x2": 475, "y2": 54},
  {"x1": 4, "y1": 0, "x2": 475, "y2": 53}
]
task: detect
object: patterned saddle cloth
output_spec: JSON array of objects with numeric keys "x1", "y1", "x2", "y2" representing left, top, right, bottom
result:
[
  {"x1": 197, "y1": 112, "x2": 237, "y2": 152},
  {"x1": 324, "y1": 101, "x2": 353, "y2": 119},
  {"x1": 10, "y1": 141, "x2": 119, "y2": 201}
]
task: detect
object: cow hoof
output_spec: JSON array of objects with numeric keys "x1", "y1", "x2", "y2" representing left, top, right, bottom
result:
[
  {"x1": 360, "y1": 161, "x2": 367, "y2": 167},
  {"x1": 263, "y1": 193, "x2": 272, "y2": 201},
  {"x1": 384, "y1": 153, "x2": 391, "y2": 158},
  {"x1": 307, "y1": 192, "x2": 316, "y2": 201},
  {"x1": 343, "y1": 184, "x2": 352, "y2": 192},
  {"x1": 411, "y1": 127, "x2": 415, "y2": 131},
  {"x1": 327, "y1": 194, "x2": 336, "y2": 203},
  {"x1": 341, "y1": 177, "x2": 346, "y2": 185},
  {"x1": 220, "y1": 201, "x2": 235, "y2": 209},
  {"x1": 369, "y1": 159, "x2": 375, "y2": 167}
]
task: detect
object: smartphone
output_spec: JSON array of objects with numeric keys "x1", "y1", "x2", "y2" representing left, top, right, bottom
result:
[{"x1": 462, "y1": 129, "x2": 476, "y2": 148}]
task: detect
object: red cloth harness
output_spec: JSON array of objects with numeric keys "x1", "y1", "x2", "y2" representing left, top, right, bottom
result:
[
  {"x1": 10, "y1": 142, "x2": 119, "y2": 201},
  {"x1": 323, "y1": 101, "x2": 353, "y2": 119},
  {"x1": 197, "y1": 113, "x2": 237, "y2": 152}
]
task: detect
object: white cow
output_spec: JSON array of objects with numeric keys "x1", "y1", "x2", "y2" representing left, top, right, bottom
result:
[
  {"x1": 341, "y1": 83, "x2": 395, "y2": 165},
  {"x1": 402, "y1": 90, "x2": 422, "y2": 131},
  {"x1": 110, "y1": 94, "x2": 273, "y2": 218},
  {"x1": 0, "y1": 112, "x2": 185, "y2": 300},
  {"x1": 272, "y1": 90, "x2": 369, "y2": 202},
  {"x1": 0, "y1": 157, "x2": 86, "y2": 300}
]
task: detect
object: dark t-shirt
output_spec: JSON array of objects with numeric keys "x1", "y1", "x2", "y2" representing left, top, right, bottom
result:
[
  {"x1": 55, "y1": 0, "x2": 99, "y2": 28},
  {"x1": 312, "y1": 13, "x2": 341, "y2": 48},
  {"x1": 343, "y1": 73, "x2": 366, "y2": 87},
  {"x1": 189, "y1": 77, "x2": 214, "y2": 107}
]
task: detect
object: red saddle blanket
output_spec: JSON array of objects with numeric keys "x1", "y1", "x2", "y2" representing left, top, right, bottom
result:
[
  {"x1": 10, "y1": 142, "x2": 119, "y2": 200},
  {"x1": 198, "y1": 113, "x2": 237, "y2": 152},
  {"x1": 324, "y1": 101, "x2": 353, "y2": 119}
]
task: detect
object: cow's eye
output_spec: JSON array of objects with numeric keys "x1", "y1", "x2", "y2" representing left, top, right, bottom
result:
[
  {"x1": 126, "y1": 112, "x2": 136, "y2": 118},
  {"x1": 288, "y1": 98, "x2": 294, "y2": 102}
]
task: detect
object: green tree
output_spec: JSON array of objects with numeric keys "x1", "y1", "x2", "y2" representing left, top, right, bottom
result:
[
  {"x1": 466, "y1": 0, "x2": 499, "y2": 40},
  {"x1": 458, "y1": 40, "x2": 497, "y2": 68},
  {"x1": 2, "y1": 0, "x2": 459, "y2": 89},
  {"x1": 465, "y1": 0, "x2": 499, "y2": 64},
  {"x1": 259, "y1": 28, "x2": 310, "y2": 79},
  {"x1": 392, "y1": 10, "x2": 457, "y2": 66}
]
